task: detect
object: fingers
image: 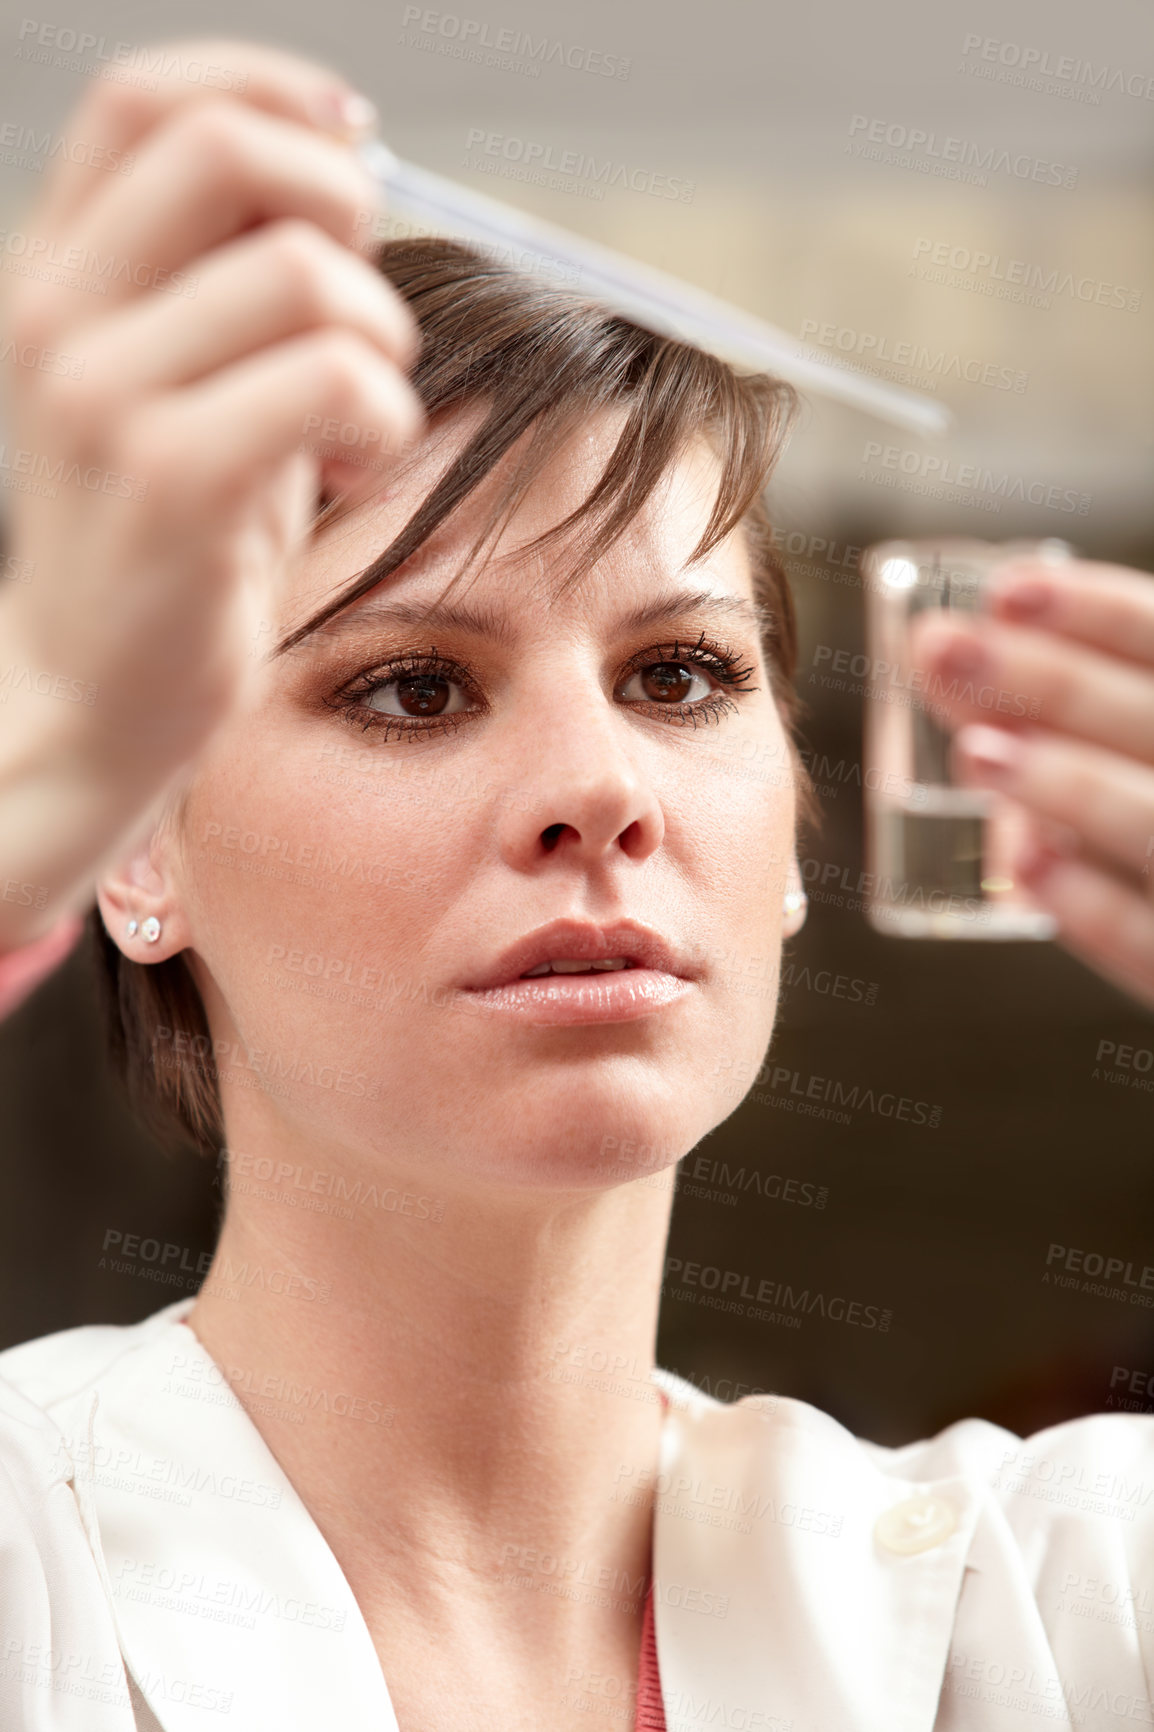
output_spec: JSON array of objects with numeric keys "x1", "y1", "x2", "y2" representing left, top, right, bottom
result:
[
  {"x1": 910, "y1": 612, "x2": 1154, "y2": 765},
  {"x1": 953, "y1": 724, "x2": 1154, "y2": 879},
  {"x1": 60, "y1": 220, "x2": 420, "y2": 397},
  {"x1": 19, "y1": 102, "x2": 384, "y2": 345},
  {"x1": 987, "y1": 556, "x2": 1154, "y2": 669},
  {"x1": 33, "y1": 38, "x2": 376, "y2": 235},
  {"x1": 111, "y1": 328, "x2": 426, "y2": 516},
  {"x1": 1013, "y1": 837, "x2": 1154, "y2": 1012}
]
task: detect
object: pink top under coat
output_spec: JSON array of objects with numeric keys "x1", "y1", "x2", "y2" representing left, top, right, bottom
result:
[{"x1": 0, "y1": 911, "x2": 84, "y2": 1019}]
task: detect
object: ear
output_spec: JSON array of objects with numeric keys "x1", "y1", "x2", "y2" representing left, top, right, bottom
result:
[
  {"x1": 782, "y1": 853, "x2": 808, "y2": 939},
  {"x1": 95, "y1": 815, "x2": 189, "y2": 964}
]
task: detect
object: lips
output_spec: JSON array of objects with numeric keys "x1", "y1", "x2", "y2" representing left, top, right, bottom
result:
[{"x1": 461, "y1": 919, "x2": 699, "y2": 993}]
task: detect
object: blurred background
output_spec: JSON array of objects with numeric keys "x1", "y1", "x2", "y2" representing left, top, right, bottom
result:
[{"x1": 1, "y1": 0, "x2": 1152, "y2": 1444}]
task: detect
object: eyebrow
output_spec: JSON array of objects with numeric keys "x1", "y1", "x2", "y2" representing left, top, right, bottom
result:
[{"x1": 287, "y1": 585, "x2": 774, "y2": 654}]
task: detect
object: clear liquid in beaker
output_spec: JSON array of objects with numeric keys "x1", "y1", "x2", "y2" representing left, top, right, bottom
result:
[
  {"x1": 862, "y1": 537, "x2": 1069, "y2": 941},
  {"x1": 869, "y1": 788, "x2": 1057, "y2": 940}
]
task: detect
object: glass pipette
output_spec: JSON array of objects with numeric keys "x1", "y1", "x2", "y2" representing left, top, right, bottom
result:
[{"x1": 359, "y1": 138, "x2": 951, "y2": 437}]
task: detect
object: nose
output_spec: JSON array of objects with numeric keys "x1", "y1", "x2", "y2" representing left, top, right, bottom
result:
[{"x1": 496, "y1": 702, "x2": 665, "y2": 874}]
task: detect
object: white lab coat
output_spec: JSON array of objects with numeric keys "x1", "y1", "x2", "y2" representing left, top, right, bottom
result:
[{"x1": 0, "y1": 1296, "x2": 1149, "y2": 1732}]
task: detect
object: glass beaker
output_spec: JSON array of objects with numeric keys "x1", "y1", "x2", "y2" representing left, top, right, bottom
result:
[{"x1": 862, "y1": 537, "x2": 1072, "y2": 940}]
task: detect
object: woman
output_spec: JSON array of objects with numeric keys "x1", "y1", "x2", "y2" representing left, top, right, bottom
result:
[{"x1": 0, "y1": 38, "x2": 1152, "y2": 1732}]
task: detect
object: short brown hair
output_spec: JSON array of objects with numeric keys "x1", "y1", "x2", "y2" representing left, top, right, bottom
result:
[{"x1": 90, "y1": 236, "x2": 805, "y2": 1159}]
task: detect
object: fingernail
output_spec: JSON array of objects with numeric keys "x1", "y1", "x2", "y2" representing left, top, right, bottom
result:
[
  {"x1": 990, "y1": 570, "x2": 1053, "y2": 621},
  {"x1": 1014, "y1": 835, "x2": 1061, "y2": 888},
  {"x1": 929, "y1": 631, "x2": 989, "y2": 684},
  {"x1": 311, "y1": 86, "x2": 379, "y2": 139},
  {"x1": 340, "y1": 92, "x2": 379, "y2": 135},
  {"x1": 954, "y1": 724, "x2": 1024, "y2": 787}
]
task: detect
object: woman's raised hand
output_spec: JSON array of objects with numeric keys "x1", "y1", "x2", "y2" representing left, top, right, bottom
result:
[
  {"x1": 911, "y1": 556, "x2": 1154, "y2": 1009},
  {"x1": 0, "y1": 40, "x2": 423, "y2": 945}
]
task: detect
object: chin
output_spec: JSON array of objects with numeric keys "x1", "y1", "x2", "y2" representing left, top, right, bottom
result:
[{"x1": 460, "y1": 1083, "x2": 712, "y2": 1193}]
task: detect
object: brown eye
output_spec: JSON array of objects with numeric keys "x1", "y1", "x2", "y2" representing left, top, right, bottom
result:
[
  {"x1": 622, "y1": 662, "x2": 711, "y2": 704},
  {"x1": 398, "y1": 675, "x2": 448, "y2": 715},
  {"x1": 365, "y1": 673, "x2": 467, "y2": 717}
]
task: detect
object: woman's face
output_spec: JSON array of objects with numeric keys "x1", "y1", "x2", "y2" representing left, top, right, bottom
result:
[{"x1": 141, "y1": 408, "x2": 798, "y2": 1192}]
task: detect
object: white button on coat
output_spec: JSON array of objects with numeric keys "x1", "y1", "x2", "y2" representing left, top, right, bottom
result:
[{"x1": 874, "y1": 1494, "x2": 958, "y2": 1554}]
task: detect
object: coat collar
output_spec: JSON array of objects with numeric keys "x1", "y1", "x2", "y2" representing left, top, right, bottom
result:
[
  {"x1": 57, "y1": 1303, "x2": 981, "y2": 1732},
  {"x1": 56, "y1": 1300, "x2": 399, "y2": 1732},
  {"x1": 650, "y1": 1370, "x2": 985, "y2": 1732}
]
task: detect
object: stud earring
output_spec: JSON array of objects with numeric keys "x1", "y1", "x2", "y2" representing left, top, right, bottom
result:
[
  {"x1": 125, "y1": 919, "x2": 138, "y2": 938},
  {"x1": 783, "y1": 890, "x2": 807, "y2": 917},
  {"x1": 141, "y1": 916, "x2": 162, "y2": 943}
]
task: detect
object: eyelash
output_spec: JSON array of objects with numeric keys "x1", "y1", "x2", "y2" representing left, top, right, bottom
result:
[{"x1": 328, "y1": 632, "x2": 760, "y2": 743}]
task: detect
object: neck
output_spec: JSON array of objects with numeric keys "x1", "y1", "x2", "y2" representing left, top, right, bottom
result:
[{"x1": 187, "y1": 1127, "x2": 675, "y2": 1652}]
